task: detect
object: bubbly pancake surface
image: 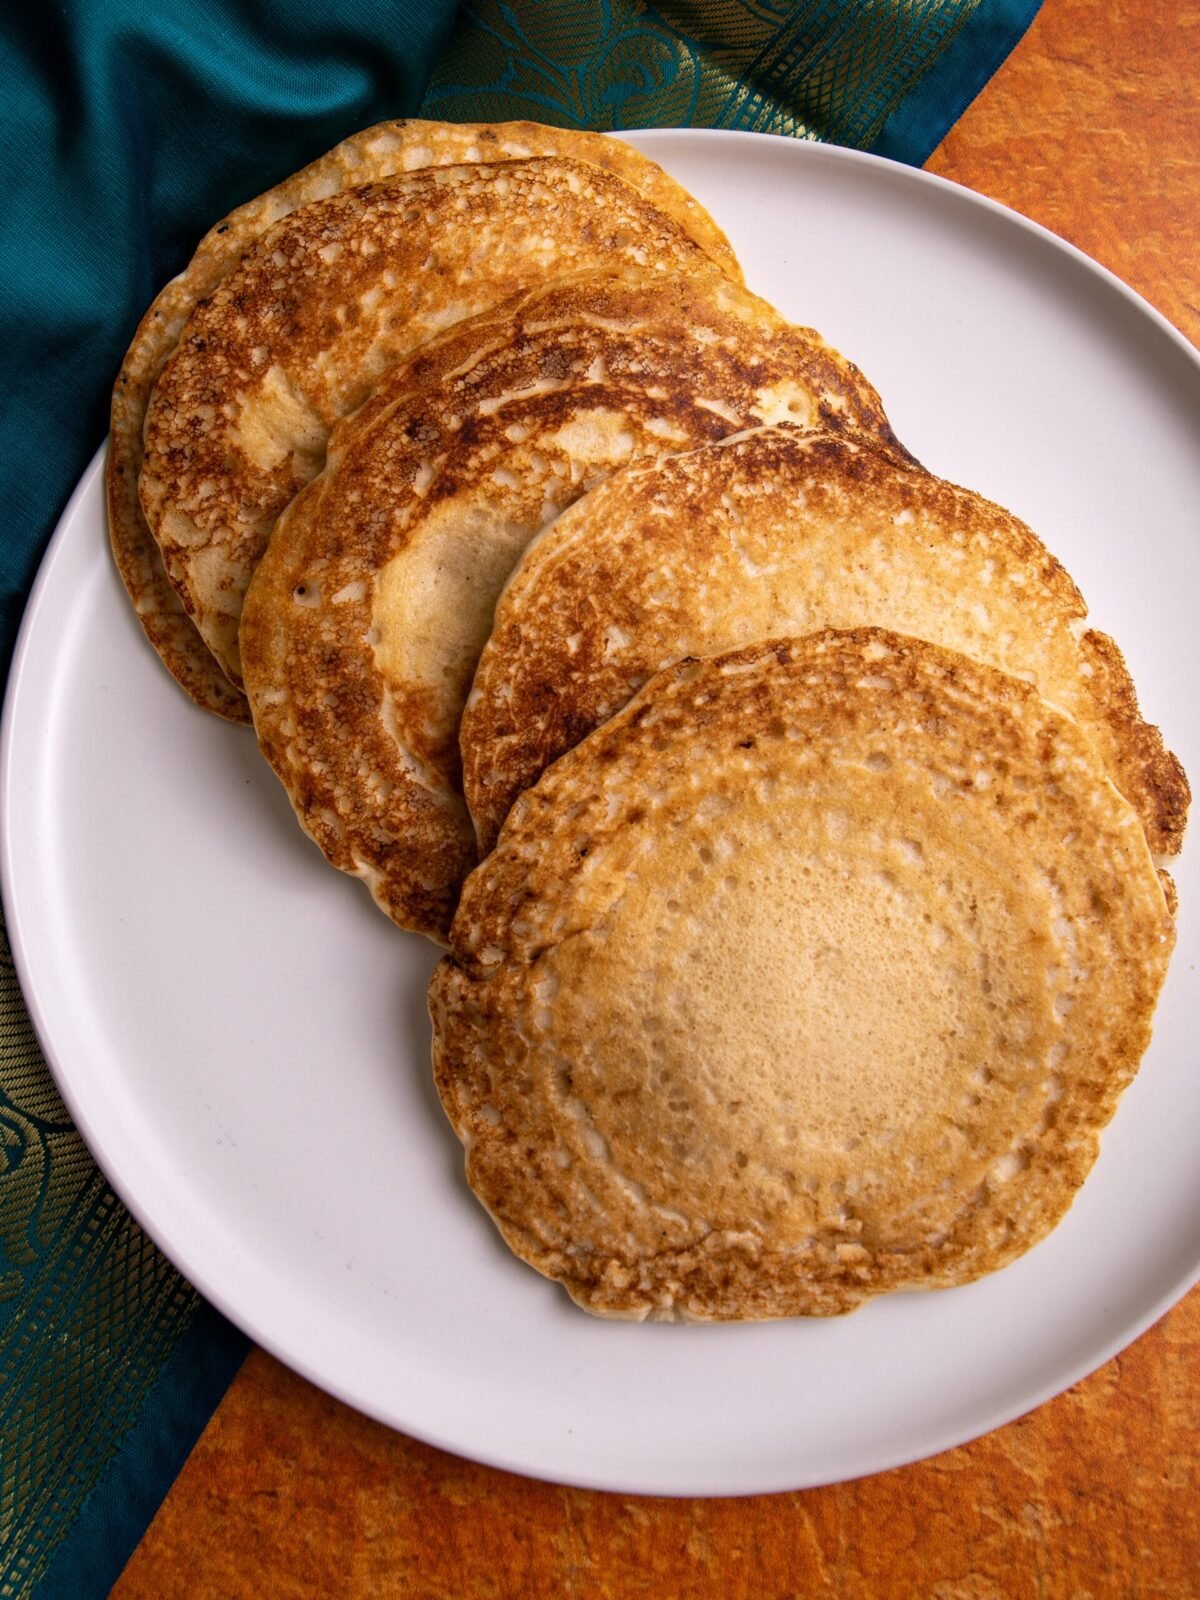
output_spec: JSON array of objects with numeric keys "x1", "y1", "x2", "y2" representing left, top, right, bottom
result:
[
  {"x1": 463, "y1": 425, "x2": 1188, "y2": 858},
  {"x1": 138, "y1": 156, "x2": 726, "y2": 689},
  {"x1": 431, "y1": 631, "x2": 1175, "y2": 1322},
  {"x1": 241, "y1": 272, "x2": 907, "y2": 941},
  {"x1": 108, "y1": 119, "x2": 737, "y2": 719}
]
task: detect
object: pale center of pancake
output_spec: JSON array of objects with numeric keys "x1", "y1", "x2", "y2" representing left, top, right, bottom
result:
[
  {"x1": 685, "y1": 851, "x2": 965, "y2": 1134},
  {"x1": 368, "y1": 405, "x2": 644, "y2": 774},
  {"x1": 544, "y1": 767, "x2": 1066, "y2": 1243},
  {"x1": 231, "y1": 365, "x2": 327, "y2": 475},
  {"x1": 372, "y1": 498, "x2": 538, "y2": 766}
]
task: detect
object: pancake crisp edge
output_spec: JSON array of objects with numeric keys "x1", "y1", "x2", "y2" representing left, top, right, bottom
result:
[{"x1": 432, "y1": 629, "x2": 1176, "y2": 1322}]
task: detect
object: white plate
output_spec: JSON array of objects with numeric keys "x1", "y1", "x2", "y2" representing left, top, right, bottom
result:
[{"x1": 3, "y1": 130, "x2": 1200, "y2": 1497}]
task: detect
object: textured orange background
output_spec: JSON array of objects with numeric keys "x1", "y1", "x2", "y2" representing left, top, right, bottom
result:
[{"x1": 114, "y1": 1, "x2": 1200, "y2": 1594}]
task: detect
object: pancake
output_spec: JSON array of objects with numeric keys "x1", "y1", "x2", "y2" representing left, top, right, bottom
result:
[
  {"x1": 431, "y1": 630, "x2": 1176, "y2": 1322},
  {"x1": 109, "y1": 118, "x2": 739, "y2": 720},
  {"x1": 240, "y1": 270, "x2": 910, "y2": 941},
  {"x1": 138, "y1": 157, "x2": 732, "y2": 692},
  {"x1": 463, "y1": 426, "x2": 1189, "y2": 860}
]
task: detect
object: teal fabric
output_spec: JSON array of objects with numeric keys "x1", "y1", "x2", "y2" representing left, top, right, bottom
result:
[
  {"x1": 0, "y1": 0, "x2": 458, "y2": 675},
  {"x1": 872, "y1": 0, "x2": 1043, "y2": 160},
  {"x1": 425, "y1": 0, "x2": 1042, "y2": 161},
  {"x1": 0, "y1": 2, "x2": 1042, "y2": 1593},
  {"x1": 27, "y1": 1303, "x2": 247, "y2": 1600}
]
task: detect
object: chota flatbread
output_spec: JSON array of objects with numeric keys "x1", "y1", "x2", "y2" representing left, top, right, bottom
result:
[
  {"x1": 241, "y1": 272, "x2": 909, "y2": 941},
  {"x1": 432, "y1": 630, "x2": 1176, "y2": 1321},
  {"x1": 463, "y1": 426, "x2": 1188, "y2": 860},
  {"x1": 110, "y1": 120, "x2": 739, "y2": 717}
]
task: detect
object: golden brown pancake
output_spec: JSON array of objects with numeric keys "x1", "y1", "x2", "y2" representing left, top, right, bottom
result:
[
  {"x1": 462, "y1": 426, "x2": 1188, "y2": 860},
  {"x1": 108, "y1": 119, "x2": 739, "y2": 718},
  {"x1": 240, "y1": 271, "x2": 909, "y2": 941},
  {"x1": 431, "y1": 630, "x2": 1176, "y2": 1322},
  {"x1": 138, "y1": 157, "x2": 732, "y2": 691}
]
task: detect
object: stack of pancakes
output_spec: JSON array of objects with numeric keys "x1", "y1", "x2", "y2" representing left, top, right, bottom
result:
[{"x1": 111, "y1": 119, "x2": 1188, "y2": 1322}]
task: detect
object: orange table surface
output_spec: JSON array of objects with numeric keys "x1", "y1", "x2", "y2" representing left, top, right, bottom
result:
[{"x1": 114, "y1": 2, "x2": 1200, "y2": 1594}]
